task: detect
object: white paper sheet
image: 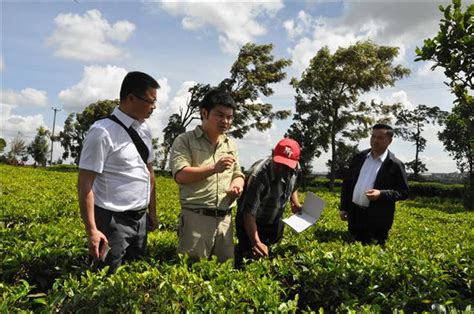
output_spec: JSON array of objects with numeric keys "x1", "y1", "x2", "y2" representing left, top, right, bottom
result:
[{"x1": 283, "y1": 192, "x2": 325, "y2": 233}]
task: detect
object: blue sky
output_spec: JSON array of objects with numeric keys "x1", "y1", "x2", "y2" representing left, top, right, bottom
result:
[{"x1": 1, "y1": 0, "x2": 463, "y2": 172}]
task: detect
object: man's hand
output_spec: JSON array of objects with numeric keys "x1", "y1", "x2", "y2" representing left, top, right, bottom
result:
[
  {"x1": 291, "y1": 202, "x2": 302, "y2": 214},
  {"x1": 88, "y1": 229, "x2": 108, "y2": 260},
  {"x1": 213, "y1": 156, "x2": 235, "y2": 173},
  {"x1": 340, "y1": 210, "x2": 349, "y2": 221},
  {"x1": 366, "y1": 189, "x2": 381, "y2": 201},
  {"x1": 226, "y1": 185, "x2": 243, "y2": 198},
  {"x1": 147, "y1": 213, "x2": 158, "y2": 231},
  {"x1": 252, "y1": 241, "x2": 269, "y2": 258}
]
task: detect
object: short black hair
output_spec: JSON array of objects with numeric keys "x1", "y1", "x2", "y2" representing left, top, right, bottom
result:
[
  {"x1": 373, "y1": 123, "x2": 394, "y2": 138},
  {"x1": 199, "y1": 88, "x2": 237, "y2": 113},
  {"x1": 120, "y1": 71, "x2": 160, "y2": 101}
]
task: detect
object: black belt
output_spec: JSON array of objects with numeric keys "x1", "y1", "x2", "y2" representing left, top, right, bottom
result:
[
  {"x1": 95, "y1": 205, "x2": 146, "y2": 220},
  {"x1": 184, "y1": 207, "x2": 231, "y2": 218},
  {"x1": 353, "y1": 203, "x2": 369, "y2": 210}
]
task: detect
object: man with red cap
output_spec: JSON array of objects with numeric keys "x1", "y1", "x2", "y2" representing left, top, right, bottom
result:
[{"x1": 235, "y1": 138, "x2": 302, "y2": 266}]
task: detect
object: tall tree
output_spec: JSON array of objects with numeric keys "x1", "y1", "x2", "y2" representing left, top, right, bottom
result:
[
  {"x1": 395, "y1": 104, "x2": 448, "y2": 181},
  {"x1": 8, "y1": 132, "x2": 28, "y2": 165},
  {"x1": 415, "y1": 0, "x2": 473, "y2": 209},
  {"x1": 27, "y1": 126, "x2": 51, "y2": 167},
  {"x1": 159, "y1": 43, "x2": 292, "y2": 161},
  {"x1": 59, "y1": 99, "x2": 118, "y2": 164},
  {"x1": 326, "y1": 141, "x2": 360, "y2": 180},
  {"x1": 289, "y1": 41, "x2": 410, "y2": 190},
  {"x1": 220, "y1": 43, "x2": 292, "y2": 138}
]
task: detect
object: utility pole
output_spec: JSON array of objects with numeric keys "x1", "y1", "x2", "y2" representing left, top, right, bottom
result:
[{"x1": 50, "y1": 107, "x2": 61, "y2": 166}]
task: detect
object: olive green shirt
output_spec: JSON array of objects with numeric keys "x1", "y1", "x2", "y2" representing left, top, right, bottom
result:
[{"x1": 169, "y1": 126, "x2": 244, "y2": 210}]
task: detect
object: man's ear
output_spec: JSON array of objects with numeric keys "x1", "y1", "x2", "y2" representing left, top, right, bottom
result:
[{"x1": 201, "y1": 108, "x2": 208, "y2": 120}]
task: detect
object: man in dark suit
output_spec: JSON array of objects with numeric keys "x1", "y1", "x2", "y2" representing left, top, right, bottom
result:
[{"x1": 340, "y1": 124, "x2": 409, "y2": 245}]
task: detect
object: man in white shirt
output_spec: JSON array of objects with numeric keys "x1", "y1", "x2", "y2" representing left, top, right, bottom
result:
[
  {"x1": 340, "y1": 124, "x2": 409, "y2": 245},
  {"x1": 78, "y1": 71, "x2": 159, "y2": 272}
]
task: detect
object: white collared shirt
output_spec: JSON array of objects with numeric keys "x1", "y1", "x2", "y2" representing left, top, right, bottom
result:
[
  {"x1": 352, "y1": 150, "x2": 388, "y2": 207},
  {"x1": 79, "y1": 107, "x2": 154, "y2": 212}
]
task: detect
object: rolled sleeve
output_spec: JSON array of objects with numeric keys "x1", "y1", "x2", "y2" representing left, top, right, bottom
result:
[
  {"x1": 169, "y1": 134, "x2": 191, "y2": 178},
  {"x1": 231, "y1": 152, "x2": 244, "y2": 181}
]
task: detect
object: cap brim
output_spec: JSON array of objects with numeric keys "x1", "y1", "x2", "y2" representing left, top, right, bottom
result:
[{"x1": 273, "y1": 155, "x2": 298, "y2": 169}]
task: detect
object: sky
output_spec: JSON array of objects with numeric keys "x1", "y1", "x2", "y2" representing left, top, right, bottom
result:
[{"x1": 0, "y1": 0, "x2": 467, "y2": 173}]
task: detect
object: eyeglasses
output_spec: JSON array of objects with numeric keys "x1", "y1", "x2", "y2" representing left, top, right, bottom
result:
[{"x1": 133, "y1": 94, "x2": 157, "y2": 105}]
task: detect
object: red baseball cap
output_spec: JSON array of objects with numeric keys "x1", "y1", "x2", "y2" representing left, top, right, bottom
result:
[{"x1": 272, "y1": 138, "x2": 301, "y2": 169}]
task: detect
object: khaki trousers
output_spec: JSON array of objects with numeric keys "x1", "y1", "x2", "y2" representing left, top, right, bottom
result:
[{"x1": 177, "y1": 209, "x2": 234, "y2": 262}]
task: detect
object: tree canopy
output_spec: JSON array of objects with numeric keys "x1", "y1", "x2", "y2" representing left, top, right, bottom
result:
[
  {"x1": 415, "y1": 0, "x2": 473, "y2": 209},
  {"x1": 27, "y1": 126, "x2": 51, "y2": 167},
  {"x1": 288, "y1": 40, "x2": 410, "y2": 189},
  {"x1": 395, "y1": 104, "x2": 447, "y2": 181}
]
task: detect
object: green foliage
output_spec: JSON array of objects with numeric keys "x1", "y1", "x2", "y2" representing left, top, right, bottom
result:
[
  {"x1": 395, "y1": 104, "x2": 448, "y2": 180},
  {"x1": 1, "y1": 165, "x2": 472, "y2": 312},
  {"x1": 415, "y1": 0, "x2": 474, "y2": 209},
  {"x1": 288, "y1": 40, "x2": 410, "y2": 190},
  {"x1": 408, "y1": 181, "x2": 465, "y2": 199},
  {"x1": 160, "y1": 43, "x2": 292, "y2": 154},
  {"x1": 325, "y1": 141, "x2": 360, "y2": 180},
  {"x1": 59, "y1": 99, "x2": 118, "y2": 164},
  {"x1": 0, "y1": 137, "x2": 6, "y2": 153},
  {"x1": 27, "y1": 126, "x2": 51, "y2": 167}
]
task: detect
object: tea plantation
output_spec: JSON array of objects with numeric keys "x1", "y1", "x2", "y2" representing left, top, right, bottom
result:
[{"x1": 1, "y1": 165, "x2": 472, "y2": 312}]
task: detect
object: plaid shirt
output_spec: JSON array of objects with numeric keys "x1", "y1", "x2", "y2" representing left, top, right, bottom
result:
[{"x1": 237, "y1": 157, "x2": 300, "y2": 224}]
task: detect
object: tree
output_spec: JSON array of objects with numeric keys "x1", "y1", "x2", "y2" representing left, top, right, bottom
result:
[
  {"x1": 8, "y1": 132, "x2": 28, "y2": 165},
  {"x1": 325, "y1": 141, "x2": 360, "y2": 180},
  {"x1": 220, "y1": 43, "x2": 292, "y2": 138},
  {"x1": 0, "y1": 137, "x2": 6, "y2": 154},
  {"x1": 59, "y1": 99, "x2": 118, "y2": 164},
  {"x1": 286, "y1": 110, "x2": 324, "y2": 187},
  {"x1": 394, "y1": 104, "x2": 448, "y2": 181},
  {"x1": 159, "y1": 43, "x2": 292, "y2": 161},
  {"x1": 415, "y1": 0, "x2": 473, "y2": 209},
  {"x1": 160, "y1": 113, "x2": 187, "y2": 170},
  {"x1": 289, "y1": 41, "x2": 410, "y2": 190},
  {"x1": 27, "y1": 126, "x2": 51, "y2": 167}
]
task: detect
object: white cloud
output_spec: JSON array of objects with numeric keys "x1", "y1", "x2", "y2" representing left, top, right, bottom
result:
[
  {"x1": 58, "y1": 65, "x2": 128, "y2": 112},
  {"x1": 0, "y1": 56, "x2": 3, "y2": 71},
  {"x1": 156, "y1": 78, "x2": 171, "y2": 106},
  {"x1": 160, "y1": 1, "x2": 284, "y2": 54},
  {"x1": 283, "y1": 10, "x2": 314, "y2": 40},
  {"x1": 417, "y1": 61, "x2": 446, "y2": 79},
  {"x1": 48, "y1": 9, "x2": 135, "y2": 62},
  {"x1": 0, "y1": 103, "x2": 47, "y2": 140},
  {"x1": 286, "y1": 1, "x2": 450, "y2": 73},
  {"x1": 1, "y1": 88, "x2": 48, "y2": 107}
]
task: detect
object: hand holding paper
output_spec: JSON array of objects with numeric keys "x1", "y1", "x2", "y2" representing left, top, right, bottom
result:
[{"x1": 283, "y1": 192, "x2": 325, "y2": 233}]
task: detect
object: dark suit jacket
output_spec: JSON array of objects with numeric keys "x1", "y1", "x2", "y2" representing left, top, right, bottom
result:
[{"x1": 341, "y1": 149, "x2": 409, "y2": 234}]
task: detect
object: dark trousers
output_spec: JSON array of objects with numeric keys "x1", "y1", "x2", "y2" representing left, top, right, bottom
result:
[
  {"x1": 348, "y1": 203, "x2": 389, "y2": 245},
  {"x1": 94, "y1": 206, "x2": 148, "y2": 273},
  {"x1": 235, "y1": 211, "x2": 284, "y2": 267}
]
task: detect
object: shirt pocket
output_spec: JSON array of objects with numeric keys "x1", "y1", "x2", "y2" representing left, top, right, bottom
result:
[{"x1": 189, "y1": 143, "x2": 214, "y2": 167}]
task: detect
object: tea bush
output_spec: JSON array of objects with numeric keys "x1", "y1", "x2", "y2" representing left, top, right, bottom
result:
[{"x1": 1, "y1": 165, "x2": 472, "y2": 312}]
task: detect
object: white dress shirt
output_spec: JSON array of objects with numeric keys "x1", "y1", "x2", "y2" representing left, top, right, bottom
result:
[
  {"x1": 352, "y1": 150, "x2": 388, "y2": 207},
  {"x1": 79, "y1": 107, "x2": 154, "y2": 212}
]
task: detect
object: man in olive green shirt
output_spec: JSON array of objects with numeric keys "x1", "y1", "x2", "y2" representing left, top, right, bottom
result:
[{"x1": 169, "y1": 88, "x2": 244, "y2": 262}]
